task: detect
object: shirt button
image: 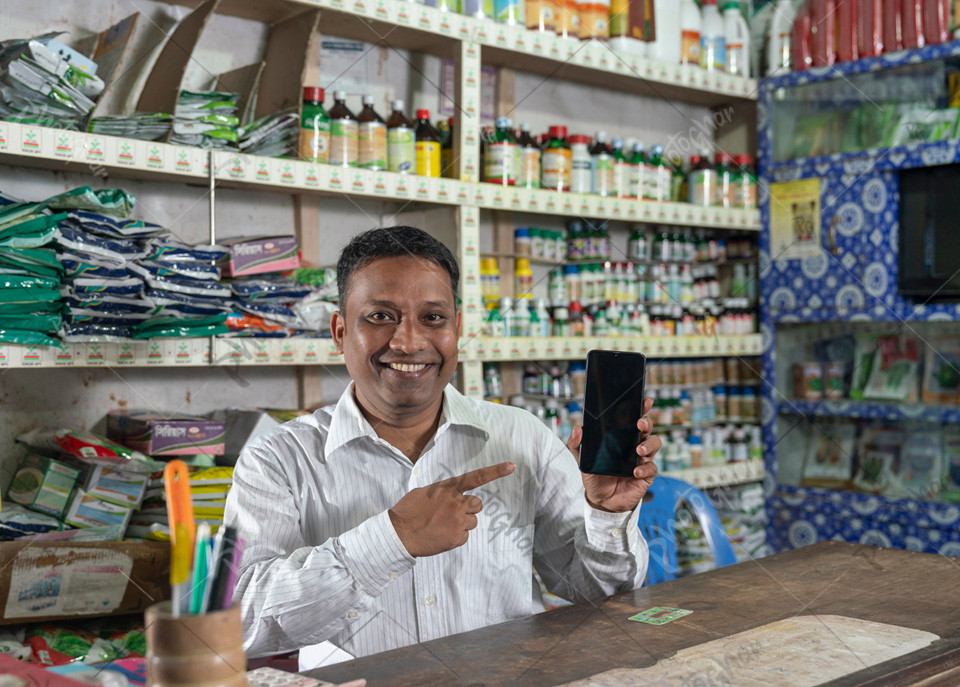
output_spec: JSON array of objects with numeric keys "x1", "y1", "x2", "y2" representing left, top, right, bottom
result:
[
  {"x1": 610, "y1": 528, "x2": 623, "y2": 537},
  {"x1": 347, "y1": 610, "x2": 359, "y2": 619},
  {"x1": 424, "y1": 595, "x2": 436, "y2": 607}
]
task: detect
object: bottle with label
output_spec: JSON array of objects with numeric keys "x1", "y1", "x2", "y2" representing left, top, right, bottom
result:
[
  {"x1": 611, "y1": 138, "x2": 631, "y2": 198},
  {"x1": 722, "y1": 1, "x2": 750, "y2": 76},
  {"x1": 670, "y1": 155, "x2": 686, "y2": 202},
  {"x1": 328, "y1": 91, "x2": 359, "y2": 167},
  {"x1": 463, "y1": 0, "x2": 494, "y2": 17},
  {"x1": 299, "y1": 87, "x2": 329, "y2": 163},
  {"x1": 687, "y1": 152, "x2": 717, "y2": 206},
  {"x1": 541, "y1": 125, "x2": 572, "y2": 191},
  {"x1": 734, "y1": 154, "x2": 757, "y2": 208},
  {"x1": 440, "y1": 117, "x2": 455, "y2": 178},
  {"x1": 609, "y1": 0, "x2": 647, "y2": 56},
  {"x1": 517, "y1": 123, "x2": 541, "y2": 188},
  {"x1": 680, "y1": 0, "x2": 702, "y2": 66},
  {"x1": 699, "y1": 0, "x2": 726, "y2": 71},
  {"x1": 526, "y1": 0, "x2": 556, "y2": 31},
  {"x1": 534, "y1": 298, "x2": 552, "y2": 337},
  {"x1": 629, "y1": 141, "x2": 646, "y2": 199},
  {"x1": 484, "y1": 116, "x2": 519, "y2": 185},
  {"x1": 555, "y1": 0, "x2": 580, "y2": 39},
  {"x1": 495, "y1": 0, "x2": 524, "y2": 25},
  {"x1": 414, "y1": 109, "x2": 441, "y2": 177},
  {"x1": 386, "y1": 100, "x2": 415, "y2": 174},
  {"x1": 590, "y1": 131, "x2": 614, "y2": 196},
  {"x1": 628, "y1": 226, "x2": 649, "y2": 262},
  {"x1": 765, "y1": 0, "x2": 797, "y2": 76},
  {"x1": 569, "y1": 134, "x2": 592, "y2": 194},
  {"x1": 515, "y1": 257, "x2": 534, "y2": 298},
  {"x1": 357, "y1": 95, "x2": 387, "y2": 171},
  {"x1": 647, "y1": 144, "x2": 671, "y2": 201},
  {"x1": 715, "y1": 152, "x2": 735, "y2": 207},
  {"x1": 578, "y1": 0, "x2": 610, "y2": 39},
  {"x1": 513, "y1": 297, "x2": 531, "y2": 337}
]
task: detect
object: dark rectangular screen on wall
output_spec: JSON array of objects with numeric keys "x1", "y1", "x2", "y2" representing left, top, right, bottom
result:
[{"x1": 898, "y1": 164, "x2": 960, "y2": 301}]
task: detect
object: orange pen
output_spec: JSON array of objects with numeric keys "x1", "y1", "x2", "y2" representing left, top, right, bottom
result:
[{"x1": 164, "y1": 459, "x2": 196, "y2": 616}]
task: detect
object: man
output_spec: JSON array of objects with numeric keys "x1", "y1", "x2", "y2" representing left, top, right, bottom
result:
[{"x1": 224, "y1": 225, "x2": 661, "y2": 665}]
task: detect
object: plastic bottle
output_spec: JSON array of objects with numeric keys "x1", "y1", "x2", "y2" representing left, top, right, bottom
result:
[
  {"x1": 526, "y1": 0, "x2": 556, "y2": 31},
  {"x1": 463, "y1": 0, "x2": 494, "y2": 18},
  {"x1": 722, "y1": 1, "x2": 750, "y2": 76},
  {"x1": 670, "y1": 156, "x2": 686, "y2": 202},
  {"x1": 715, "y1": 152, "x2": 735, "y2": 208},
  {"x1": 515, "y1": 257, "x2": 534, "y2": 298},
  {"x1": 358, "y1": 95, "x2": 387, "y2": 171},
  {"x1": 328, "y1": 91, "x2": 359, "y2": 167},
  {"x1": 688, "y1": 152, "x2": 717, "y2": 206},
  {"x1": 629, "y1": 141, "x2": 645, "y2": 199},
  {"x1": 541, "y1": 125, "x2": 572, "y2": 191},
  {"x1": 699, "y1": 0, "x2": 726, "y2": 71},
  {"x1": 487, "y1": 307, "x2": 505, "y2": 336},
  {"x1": 734, "y1": 154, "x2": 757, "y2": 208},
  {"x1": 495, "y1": 0, "x2": 524, "y2": 25},
  {"x1": 414, "y1": 109, "x2": 441, "y2": 177},
  {"x1": 648, "y1": 144, "x2": 671, "y2": 201},
  {"x1": 513, "y1": 297, "x2": 531, "y2": 336},
  {"x1": 517, "y1": 123, "x2": 541, "y2": 188},
  {"x1": 628, "y1": 226, "x2": 648, "y2": 262},
  {"x1": 612, "y1": 138, "x2": 631, "y2": 198},
  {"x1": 569, "y1": 134, "x2": 592, "y2": 194},
  {"x1": 555, "y1": 0, "x2": 580, "y2": 39},
  {"x1": 485, "y1": 116, "x2": 519, "y2": 185},
  {"x1": 680, "y1": 0, "x2": 703, "y2": 66},
  {"x1": 534, "y1": 298, "x2": 552, "y2": 336},
  {"x1": 590, "y1": 132, "x2": 614, "y2": 196},
  {"x1": 440, "y1": 117, "x2": 455, "y2": 178},
  {"x1": 609, "y1": 0, "x2": 647, "y2": 56},
  {"x1": 552, "y1": 304, "x2": 570, "y2": 336},
  {"x1": 564, "y1": 264, "x2": 581, "y2": 303},
  {"x1": 500, "y1": 296, "x2": 516, "y2": 336},
  {"x1": 648, "y1": 0, "x2": 681, "y2": 64},
  {"x1": 766, "y1": 0, "x2": 797, "y2": 76},
  {"x1": 577, "y1": 0, "x2": 609, "y2": 39},
  {"x1": 386, "y1": 100, "x2": 415, "y2": 174},
  {"x1": 299, "y1": 87, "x2": 329, "y2": 163}
]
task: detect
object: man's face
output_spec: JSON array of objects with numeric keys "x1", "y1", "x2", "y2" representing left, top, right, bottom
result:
[{"x1": 332, "y1": 255, "x2": 461, "y2": 424}]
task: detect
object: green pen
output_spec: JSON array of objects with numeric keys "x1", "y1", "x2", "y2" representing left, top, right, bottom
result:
[{"x1": 190, "y1": 522, "x2": 212, "y2": 614}]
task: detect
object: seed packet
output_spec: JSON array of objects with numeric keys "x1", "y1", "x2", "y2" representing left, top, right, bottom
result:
[
  {"x1": 896, "y1": 428, "x2": 942, "y2": 499},
  {"x1": 853, "y1": 427, "x2": 902, "y2": 494},
  {"x1": 862, "y1": 336, "x2": 920, "y2": 402},
  {"x1": 802, "y1": 422, "x2": 856, "y2": 489},
  {"x1": 921, "y1": 336, "x2": 960, "y2": 404}
]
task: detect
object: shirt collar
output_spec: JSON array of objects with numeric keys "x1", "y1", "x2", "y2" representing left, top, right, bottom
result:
[{"x1": 326, "y1": 383, "x2": 490, "y2": 457}]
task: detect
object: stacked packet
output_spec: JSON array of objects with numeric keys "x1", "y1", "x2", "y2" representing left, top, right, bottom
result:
[
  {"x1": 228, "y1": 276, "x2": 314, "y2": 337},
  {"x1": 0, "y1": 192, "x2": 65, "y2": 347},
  {"x1": 170, "y1": 90, "x2": 239, "y2": 150},
  {"x1": 88, "y1": 112, "x2": 172, "y2": 141},
  {"x1": 128, "y1": 465, "x2": 234, "y2": 541},
  {"x1": 0, "y1": 35, "x2": 103, "y2": 129},
  {"x1": 238, "y1": 108, "x2": 299, "y2": 158}
]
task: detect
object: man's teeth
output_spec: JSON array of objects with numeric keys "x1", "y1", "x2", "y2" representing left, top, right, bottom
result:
[{"x1": 388, "y1": 363, "x2": 427, "y2": 372}]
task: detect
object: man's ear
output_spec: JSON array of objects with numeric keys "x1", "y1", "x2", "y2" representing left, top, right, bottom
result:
[
  {"x1": 456, "y1": 309, "x2": 462, "y2": 337},
  {"x1": 331, "y1": 310, "x2": 345, "y2": 354}
]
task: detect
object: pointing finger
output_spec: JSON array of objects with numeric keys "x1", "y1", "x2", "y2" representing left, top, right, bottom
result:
[
  {"x1": 445, "y1": 461, "x2": 515, "y2": 492},
  {"x1": 464, "y1": 495, "x2": 483, "y2": 514}
]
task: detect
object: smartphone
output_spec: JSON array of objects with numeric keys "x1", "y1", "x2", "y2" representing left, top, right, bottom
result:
[{"x1": 578, "y1": 350, "x2": 647, "y2": 478}]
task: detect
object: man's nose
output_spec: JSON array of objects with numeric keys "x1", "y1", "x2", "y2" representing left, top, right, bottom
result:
[{"x1": 389, "y1": 317, "x2": 427, "y2": 353}]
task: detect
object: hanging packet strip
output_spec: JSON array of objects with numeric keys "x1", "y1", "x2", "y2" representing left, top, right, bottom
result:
[
  {"x1": 135, "y1": 259, "x2": 221, "y2": 281},
  {"x1": 0, "y1": 313, "x2": 61, "y2": 332},
  {"x1": 0, "y1": 327, "x2": 62, "y2": 347},
  {"x1": 61, "y1": 322, "x2": 131, "y2": 342},
  {"x1": 59, "y1": 253, "x2": 130, "y2": 279},
  {"x1": 68, "y1": 210, "x2": 167, "y2": 239},
  {"x1": 45, "y1": 187, "x2": 136, "y2": 218},
  {"x1": 58, "y1": 225, "x2": 145, "y2": 262},
  {"x1": 144, "y1": 238, "x2": 229, "y2": 264},
  {"x1": 64, "y1": 275, "x2": 143, "y2": 296}
]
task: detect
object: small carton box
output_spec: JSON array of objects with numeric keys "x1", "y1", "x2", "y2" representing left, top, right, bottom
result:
[
  {"x1": 64, "y1": 489, "x2": 134, "y2": 530},
  {"x1": 107, "y1": 410, "x2": 225, "y2": 456},
  {"x1": 219, "y1": 235, "x2": 299, "y2": 277},
  {"x1": 74, "y1": 463, "x2": 148, "y2": 508},
  {"x1": 7, "y1": 454, "x2": 80, "y2": 518}
]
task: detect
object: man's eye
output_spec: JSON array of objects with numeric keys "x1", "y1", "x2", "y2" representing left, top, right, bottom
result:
[
  {"x1": 368, "y1": 312, "x2": 392, "y2": 321},
  {"x1": 424, "y1": 313, "x2": 447, "y2": 324}
]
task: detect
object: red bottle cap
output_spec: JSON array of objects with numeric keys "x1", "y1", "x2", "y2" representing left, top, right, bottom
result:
[
  {"x1": 302, "y1": 87, "x2": 324, "y2": 102},
  {"x1": 548, "y1": 125, "x2": 568, "y2": 139},
  {"x1": 690, "y1": 155, "x2": 702, "y2": 166},
  {"x1": 734, "y1": 153, "x2": 753, "y2": 165},
  {"x1": 715, "y1": 151, "x2": 734, "y2": 164},
  {"x1": 416, "y1": 109, "x2": 430, "y2": 119},
  {"x1": 569, "y1": 134, "x2": 591, "y2": 144},
  {"x1": 448, "y1": 117, "x2": 455, "y2": 125},
  {"x1": 568, "y1": 300, "x2": 582, "y2": 313}
]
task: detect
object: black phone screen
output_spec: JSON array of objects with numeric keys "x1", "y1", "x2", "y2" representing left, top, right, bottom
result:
[{"x1": 578, "y1": 350, "x2": 647, "y2": 478}]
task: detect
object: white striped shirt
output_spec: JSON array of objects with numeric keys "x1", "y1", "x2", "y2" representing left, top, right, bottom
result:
[{"x1": 225, "y1": 383, "x2": 648, "y2": 659}]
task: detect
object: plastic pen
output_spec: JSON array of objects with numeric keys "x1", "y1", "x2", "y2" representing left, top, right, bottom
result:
[
  {"x1": 163, "y1": 460, "x2": 196, "y2": 617},
  {"x1": 220, "y1": 536, "x2": 244, "y2": 610},
  {"x1": 190, "y1": 523, "x2": 212, "y2": 615},
  {"x1": 205, "y1": 525, "x2": 238, "y2": 613}
]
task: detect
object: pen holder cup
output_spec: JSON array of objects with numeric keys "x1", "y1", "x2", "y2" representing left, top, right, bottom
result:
[{"x1": 145, "y1": 601, "x2": 248, "y2": 687}]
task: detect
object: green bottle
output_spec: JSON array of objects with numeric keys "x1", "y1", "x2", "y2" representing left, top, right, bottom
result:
[
  {"x1": 629, "y1": 141, "x2": 646, "y2": 200},
  {"x1": 299, "y1": 87, "x2": 329, "y2": 163},
  {"x1": 648, "y1": 143, "x2": 669, "y2": 201},
  {"x1": 670, "y1": 155, "x2": 685, "y2": 202}
]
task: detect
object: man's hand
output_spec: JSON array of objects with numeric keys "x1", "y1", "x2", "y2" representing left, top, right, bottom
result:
[
  {"x1": 567, "y1": 397, "x2": 661, "y2": 513},
  {"x1": 389, "y1": 461, "x2": 516, "y2": 557}
]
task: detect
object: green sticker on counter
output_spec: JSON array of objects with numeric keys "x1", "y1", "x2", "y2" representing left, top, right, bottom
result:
[{"x1": 628, "y1": 607, "x2": 693, "y2": 625}]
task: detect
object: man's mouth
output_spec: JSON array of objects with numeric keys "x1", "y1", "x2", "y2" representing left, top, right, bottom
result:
[{"x1": 382, "y1": 362, "x2": 431, "y2": 372}]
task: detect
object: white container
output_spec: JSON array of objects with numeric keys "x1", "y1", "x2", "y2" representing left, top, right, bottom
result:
[
  {"x1": 722, "y1": 1, "x2": 751, "y2": 76},
  {"x1": 765, "y1": 0, "x2": 797, "y2": 77},
  {"x1": 699, "y1": 0, "x2": 726, "y2": 71},
  {"x1": 648, "y1": 0, "x2": 681, "y2": 64},
  {"x1": 679, "y1": 0, "x2": 702, "y2": 66}
]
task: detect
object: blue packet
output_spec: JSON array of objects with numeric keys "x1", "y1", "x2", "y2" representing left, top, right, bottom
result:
[{"x1": 68, "y1": 210, "x2": 167, "y2": 238}]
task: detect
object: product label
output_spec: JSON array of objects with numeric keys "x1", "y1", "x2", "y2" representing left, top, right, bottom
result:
[
  {"x1": 578, "y1": 3, "x2": 610, "y2": 38},
  {"x1": 329, "y1": 119, "x2": 359, "y2": 166},
  {"x1": 593, "y1": 155, "x2": 614, "y2": 195},
  {"x1": 701, "y1": 35, "x2": 726, "y2": 70},
  {"x1": 629, "y1": 163, "x2": 643, "y2": 198},
  {"x1": 494, "y1": 0, "x2": 521, "y2": 22},
  {"x1": 688, "y1": 169, "x2": 717, "y2": 206},
  {"x1": 644, "y1": 164, "x2": 671, "y2": 201},
  {"x1": 681, "y1": 29, "x2": 702, "y2": 64},
  {"x1": 526, "y1": 0, "x2": 556, "y2": 31},
  {"x1": 571, "y1": 154, "x2": 592, "y2": 194},
  {"x1": 614, "y1": 160, "x2": 631, "y2": 197},
  {"x1": 717, "y1": 171, "x2": 735, "y2": 207},
  {"x1": 359, "y1": 121, "x2": 387, "y2": 169},
  {"x1": 484, "y1": 141, "x2": 518, "y2": 184},
  {"x1": 387, "y1": 127, "x2": 415, "y2": 173},
  {"x1": 299, "y1": 121, "x2": 330, "y2": 163},
  {"x1": 416, "y1": 140, "x2": 441, "y2": 177},
  {"x1": 736, "y1": 178, "x2": 758, "y2": 208},
  {"x1": 542, "y1": 149, "x2": 572, "y2": 190},
  {"x1": 520, "y1": 148, "x2": 541, "y2": 188},
  {"x1": 555, "y1": 0, "x2": 580, "y2": 36}
]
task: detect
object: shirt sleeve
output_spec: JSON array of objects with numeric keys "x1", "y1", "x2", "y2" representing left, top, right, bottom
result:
[
  {"x1": 530, "y1": 431, "x2": 648, "y2": 602},
  {"x1": 224, "y1": 436, "x2": 416, "y2": 657}
]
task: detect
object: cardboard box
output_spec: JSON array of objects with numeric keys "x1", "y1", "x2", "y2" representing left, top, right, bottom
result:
[
  {"x1": 107, "y1": 410, "x2": 225, "y2": 456},
  {"x1": 64, "y1": 489, "x2": 135, "y2": 530},
  {"x1": 0, "y1": 541, "x2": 169, "y2": 624},
  {"x1": 7, "y1": 454, "x2": 80, "y2": 518},
  {"x1": 211, "y1": 408, "x2": 306, "y2": 464},
  {"x1": 73, "y1": 463, "x2": 148, "y2": 508},
  {"x1": 219, "y1": 235, "x2": 299, "y2": 277}
]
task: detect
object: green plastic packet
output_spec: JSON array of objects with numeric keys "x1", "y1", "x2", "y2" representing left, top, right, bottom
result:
[
  {"x1": 0, "y1": 313, "x2": 61, "y2": 332},
  {"x1": 0, "y1": 301, "x2": 64, "y2": 315},
  {"x1": 0, "y1": 201, "x2": 43, "y2": 227},
  {"x1": 0, "y1": 212, "x2": 65, "y2": 248},
  {"x1": 0, "y1": 246, "x2": 64, "y2": 277},
  {"x1": 0, "y1": 327, "x2": 62, "y2": 348},
  {"x1": 0, "y1": 287, "x2": 61, "y2": 304},
  {"x1": 0, "y1": 274, "x2": 59, "y2": 289},
  {"x1": 131, "y1": 313, "x2": 228, "y2": 339},
  {"x1": 44, "y1": 186, "x2": 136, "y2": 217}
]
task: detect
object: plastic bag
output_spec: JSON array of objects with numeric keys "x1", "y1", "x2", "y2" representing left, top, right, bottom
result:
[
  {"x1": 45, "y1": 186, "x2": 135, "y2": 217},
  {"x1": 0, "y1": 327, "x2": 61, "y2": 347}
]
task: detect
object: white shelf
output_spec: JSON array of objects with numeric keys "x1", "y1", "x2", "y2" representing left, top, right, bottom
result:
[
  {"x1": 0, "y1": 334, "x2": 761, "y2": 368},
  {"x1": 662, "y1": 459, "x2": 765, "y2": 489},
  {"x1": 0, "y1": 122, "x2": 760, "y2": 231}
]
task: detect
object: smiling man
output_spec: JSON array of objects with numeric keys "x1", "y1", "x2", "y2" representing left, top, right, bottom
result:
[{"x1": 225, "y1": 226, "x2": 660, "y2": 666}]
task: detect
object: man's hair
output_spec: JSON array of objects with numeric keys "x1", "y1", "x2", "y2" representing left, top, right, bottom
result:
[{"x1": 337, "y1": 226, "x2": 460, "y2": 311}]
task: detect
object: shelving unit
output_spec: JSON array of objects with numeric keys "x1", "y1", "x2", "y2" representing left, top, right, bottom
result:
[{"x1": 778, "y1": 399, "x2": 960, "y2": 424}]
